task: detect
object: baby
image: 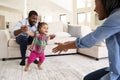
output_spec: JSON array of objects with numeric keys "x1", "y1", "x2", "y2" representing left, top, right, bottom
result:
[{"x1": 24, "y1": 22, "x2": 55, "y2": 71}]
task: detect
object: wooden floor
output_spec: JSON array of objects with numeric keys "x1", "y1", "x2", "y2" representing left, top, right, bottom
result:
[{"x1": 0, "y1": 54, "x2": 108, "y2": 80}]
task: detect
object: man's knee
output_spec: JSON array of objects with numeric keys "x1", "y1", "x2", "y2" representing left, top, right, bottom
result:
[{"x1": 16, "y1": 35, "x2": 28, "y2": 45}]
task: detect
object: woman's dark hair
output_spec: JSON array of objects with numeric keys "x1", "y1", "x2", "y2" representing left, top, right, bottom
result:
[
  {"x1": 28, "y1": 10, "x2": 38, "y2": 17},
  {"x1": 37, "y1": 22, "x2": 48, "y2": 32},
  {"x1": 101, "y1": 0, "x2": 120, "y2": 17}
]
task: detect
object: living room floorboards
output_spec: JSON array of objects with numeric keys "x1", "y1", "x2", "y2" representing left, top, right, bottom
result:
[{"x1": 0, "y1": 54, "x2": 108, "y2": 80}]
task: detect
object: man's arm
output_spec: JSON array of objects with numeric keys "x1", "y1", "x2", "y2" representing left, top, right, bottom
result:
[
  {"x1": 14, "y1": 29, "x2": 22, "y2": 36},
  {"x1": 14, "y1": 26, "x2": 28, "y2": 36}
]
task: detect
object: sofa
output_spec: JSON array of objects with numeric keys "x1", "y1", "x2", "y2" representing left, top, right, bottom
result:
[
  {"x1": 0, "y1": 22, "x2": 108, "y2": 60},
  {"x1": 75, "y1": 26, "x2": 108, "y2": 60},
  {"x1": 0, "y1": 22, "x2": 77, "y2": 60}
]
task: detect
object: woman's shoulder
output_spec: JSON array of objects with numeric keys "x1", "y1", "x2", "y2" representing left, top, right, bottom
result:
[{"x1": 103, "y1": 10, "x2": 120, "y2": 27}]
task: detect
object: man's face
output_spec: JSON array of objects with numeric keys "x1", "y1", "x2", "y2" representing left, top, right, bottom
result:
[{"x1": 28, "y1": 15, "x2": 38, "y2": 26}]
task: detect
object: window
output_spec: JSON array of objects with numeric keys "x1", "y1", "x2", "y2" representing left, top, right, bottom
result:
[
  {"x1": 60, "y1": 14, "x2": 67, "y2": 23},
  {"x1": 77, "y1": 12, "x2": 85, "y2": 25},
  {"x1": 86, "y1": 12, "x2": 91, "y2": 24},
  {"x1": 44, "y1": 16, "x2": 52, "y2": 22},
  {"x1": 77, "y1": 12, "x2": 91, "y2": 26},
  {"x1": 77, "y1": 0, "x2": 85, "y2": 8},
  {"x1": 77, "y1": 0, "x2": 92, "y2": 8},
  {"x1": 87, "y1": 0, "x2": 92, "y2": 7}
]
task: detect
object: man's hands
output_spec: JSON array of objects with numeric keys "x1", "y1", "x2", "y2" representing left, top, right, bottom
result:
[
  {"x1": 20, "y1": 25, "x2": 34, "y2": 36},
  {"x1": 14, "y1": 25, "x2": 28, "y2": 36},
  {"x1": 21, "y1": 25, "x2": 28, "y2": 32}
]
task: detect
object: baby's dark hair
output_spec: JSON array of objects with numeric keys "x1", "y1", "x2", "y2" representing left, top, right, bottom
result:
[{"x1": 37, "y1": 22, "x2": 48, "y2": 32}]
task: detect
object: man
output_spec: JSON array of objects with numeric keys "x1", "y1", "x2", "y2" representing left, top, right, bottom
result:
[{"x1": 13, "y1": 10, "x2": 39, "y2": 66}]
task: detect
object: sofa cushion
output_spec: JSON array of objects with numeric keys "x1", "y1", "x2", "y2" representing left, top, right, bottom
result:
[
  {"x1": 8, "y1": 39, "x2": 19, "y2": 47},
  {"x1": 68, "y1": 25, "x2": 81, "y2": 37},
  {"x1": 47, "y1": 37, "x2": 76, "y2": 45},
  {"x1": 54, "y1": 32, "x2": 71, "y2": 38},
  {"x1": 8, "y1": 39, "x2": 31, "y2": 47},
  {"x1": 96, "y1": 41, "x2": 106, "y2": 46},
  {"x1": 68, "y1": 25, "x2": 92, "y2": 38},
  {"x1": 48, "y1": 22, "x2": 64, "y2": 34}
]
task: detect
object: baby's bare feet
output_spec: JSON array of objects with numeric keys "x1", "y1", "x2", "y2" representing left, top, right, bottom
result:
[
  {"x1": 37, "y1": 64, "x2": 42, "y2": 70},
  {"x1": 24, "y1": 66, "x2": 29, "y2": 71},
  {"x1": 38, "y1": 67, "x2": 42, "y2": 70}
]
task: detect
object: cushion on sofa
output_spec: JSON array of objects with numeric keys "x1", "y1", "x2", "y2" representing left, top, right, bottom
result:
[
  {"x1": 8, "y1": 39, "x2": 31, "y2": 47},
  {"x1": 54, "y1": 32, "x2": 71, "y2": 38},
  {"x1": 47, "y1": 37, "x2": 76, "y2": 45},
  {"x1": 68, "y1": 25, "x2": 81, "y2": 37},
  {"x1": 47, "y1": 22, "x2": 64, "y2": 35},
  {"x1": 96, "y1": 41, "x2": 106, "y2": 46},
  {"x1": 68, "y1": 25, "x2": 92, "y2": 38},
  {"x1": 8, "y1": 39, "x2": 19, "y2": 47}
]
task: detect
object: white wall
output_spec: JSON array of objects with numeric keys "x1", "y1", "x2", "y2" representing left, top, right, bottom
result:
[
  {"x1": 0, "y1": 0, "x2": 74, "y2": 27},
  {"x1": 27, "y1": 0, "x2": 73, "y2": 23},
  {"x1": 0, "y1": 6, "x2": 22, "y2": 22},
  {"x1": 0, "y1": 5, "x2": 22, "y2": 30},
  {"x1": 50, "y1": 0, "x2": 73, "y2": 12},
  {"x1": 0, "y1": 0, "x2": 24, "y2": 11},
  {"x1": 0, "y1": 0, "x2": 24, "y2": 24}
]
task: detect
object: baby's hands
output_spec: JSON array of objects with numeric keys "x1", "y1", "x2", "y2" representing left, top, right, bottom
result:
[
  {"x1": 49, "y1": 34, "x2": 56, "y2": 39},
  {"x1": 54, "y1": 42, "x2": 61, "y2": 45}
]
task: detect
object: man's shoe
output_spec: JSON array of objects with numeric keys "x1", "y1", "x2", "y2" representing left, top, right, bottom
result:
[
  {"x1": 33, "y1": 59, "x2": 39, "y2": 64},
  {"x1": 20, "y1": 60, "x2": 25, "y2": 66}
]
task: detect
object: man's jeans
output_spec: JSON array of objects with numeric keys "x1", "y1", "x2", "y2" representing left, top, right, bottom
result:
[{"x1": 16, "y1": 35, "x2": 33, "y2": 60}]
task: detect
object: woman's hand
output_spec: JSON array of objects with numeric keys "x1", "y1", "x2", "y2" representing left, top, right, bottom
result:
[
  {"x1": 53, "y1": 42, "x2": 68, "y2": 54},
  {"x1": 52, "y1": 42, "x2": 64, "y2": 54},
  {"x1": 52, "y1": 41, "x2": 77, "y2": 54}
]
